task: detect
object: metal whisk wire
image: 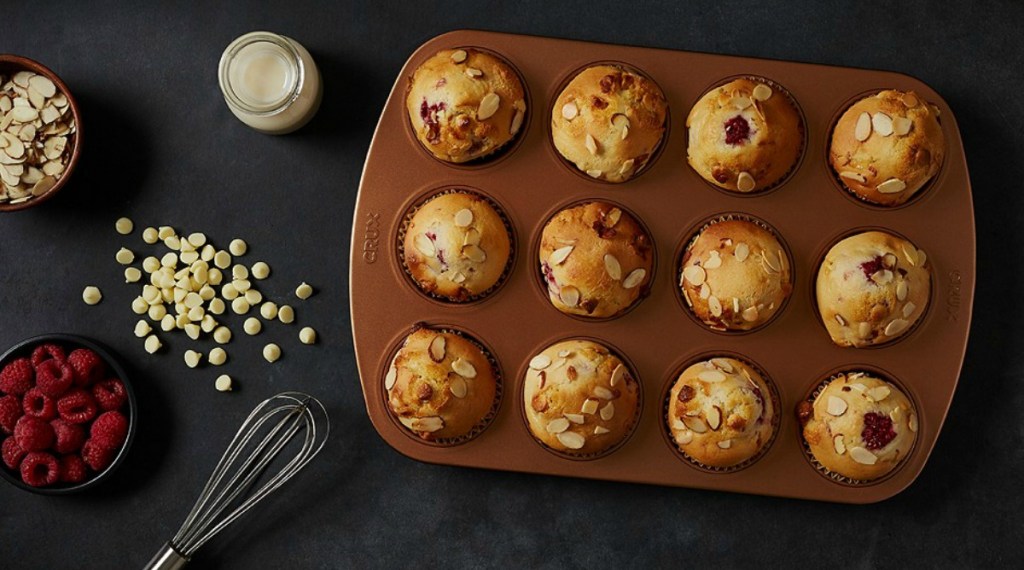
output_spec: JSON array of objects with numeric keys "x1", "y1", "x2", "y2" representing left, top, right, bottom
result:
[{"x1": 144, "y1": 392, "x2": 329, "y2": 570}]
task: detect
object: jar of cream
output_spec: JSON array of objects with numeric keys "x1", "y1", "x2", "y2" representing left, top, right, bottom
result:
[{"x1": 218, "y1": 31, "x2": 322, "y2": 134}]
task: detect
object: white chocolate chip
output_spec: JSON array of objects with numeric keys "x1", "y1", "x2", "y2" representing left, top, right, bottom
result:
[
  {"x1": 115, "y1": 217, "x2": 133, "y2": 235},
  {"x1": 229, "y1": 239, "x2": 247, "y2": 256},
  {"x1": 231, "y1": 297, "x2": 250, "y2": 315},
  {"x1": 134, "y1": 319, "x2": 152, "y2": 338},
  {"x1": 278, "y1": 305, "x2": 295, "y2": 324},
  {"x1": 244, "y1": 289, "x2": 262, "y2": 305},
  {"x1": 260, "y1": 302, "x2": 278, "y2": 320},
  {"x1": 116, "y1": 248, "x2": 135, "y2": 265},
  {"x1": 244, "y1": 317, "x2": 262, "y2": 335},
  {"x1": 184, "y1": 350, "x2": 202, "y2": 369},
  {"x1": 251, "y1": 262, "x2": 270, "y2": 280},
  {"x1": 232, "y1": 265, "x2": 249, "y2": 280},
  {"x1": 213, "y1": 326, "x2": 232, "y2": 344},
  {"x1": 144, "y1": 334, "x2": 162, "y2": 354},
  {"x1": 142, "y1": 227, "x2": 158, "y2": 244},
  {"x1": 299, "y1": 327, "x2": 317, "y2": 345},
  {"x1": 263, "y1": 343, "x2": 281, "y2": 363},
  {"x1": 215, "y1": 374, "x2": 233, "y2": 392},
  {"x1": 295, "y1": 282, "x2": 314, "y2": 299},
  {"x1": 124, "y1": 267, "x2": 142, "y2": 283},
  {"x1": 213, "y1": 250, "x2": 231, "y2": 269}
]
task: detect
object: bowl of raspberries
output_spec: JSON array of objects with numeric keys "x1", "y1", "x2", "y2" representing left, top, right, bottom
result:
[{"x1": 0, "y1": 334, "x2": 136, "y2": 493}]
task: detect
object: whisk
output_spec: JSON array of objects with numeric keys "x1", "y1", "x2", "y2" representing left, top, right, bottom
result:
[{"x1": 144, "y1": 392, "x2": 329, "y2": 570}]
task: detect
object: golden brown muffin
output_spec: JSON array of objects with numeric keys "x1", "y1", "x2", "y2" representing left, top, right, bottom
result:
[
  {"x1": 816, "y1": 231, "x2": 930, "y2": 347},
  {"x1": 686, "y1": 78, "x2": 803, "y2": 193},
  {"x1": 539, "y1": 202, "x2": 653, "y2": 318},
  {"x1": 403, "y1": 192, "x2": 511, "y2": 301},
  {"x1": 667, "y1": 357, "x2": 775, "y2": 468},
  {"x1": 406, "y1": 48, "x2": 527, "y2": 163},
  {"x1": 385, "y1": 327, "x2": 498, "y2": 441},
  {"x1": 829, "y1": 90, "x2": 944, "y2": 206},
  {"x1": 523, "y1": 339, "x2": 640, "y2": 455},
  {"x1": 551, "y1": 65, "x2": 667, "y2": 183},
  {"x1": 800, "y1": 372, "x2": 918, "y2": 481},
  {"x1": 680, "y1": 219, "x2": 791, "y2": 331}
]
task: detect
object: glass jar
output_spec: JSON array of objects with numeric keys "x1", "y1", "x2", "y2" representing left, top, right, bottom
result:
[{"x1": 218, "y1": 31, "x2": 322, "y2": 134}]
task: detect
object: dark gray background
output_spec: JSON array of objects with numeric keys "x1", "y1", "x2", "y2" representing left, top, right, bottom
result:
[{"x1": 1, "y1": 1, "x2": 1020, "y2": 567}]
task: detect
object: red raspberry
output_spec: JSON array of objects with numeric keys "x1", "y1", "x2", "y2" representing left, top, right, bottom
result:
[
  {"x1": 51, "y1": 418, "x2": 85, "y2": 454},
  {"x1": 861, "y1": 412, "x2": 897, "y2": 450},
  {"x1": 22, "y1": 387, "x2": 57, "y2": 420},
  {"x1": 14, "y1": 415, "x2": 54, "y2": 451},
  {"x1": 0, "y1": 358, "x2": 34, "y2": 396},
  {"x1": 59, "y1": 454, "x2": 88, "y2": 483},
  {"x1": 0, "y1": 394, "x2": 23, "y2": 434},
  {"x1": 57, "y1": 389, "x2": 98, "y2": 424},
  {"x1": 92, "y1": 378, "x2": 128, "y2": 411},
  {"x1": 67, "y1": 348, "x2": 106, "y2": 387},
  {"x1": 90, "y1": 411, "x2": 128, "y2": 450},
  {"x1": 2, "y1": 436, "x2": 26, "y2": 469},
  {"x1": 31, "y1": 343, "x2": 66, "y2": 368},
  {"x1": 20, "y1": 451, "x2": 59, "y2": 487},
  {"x1": 81, "y1": 439, "x2": 116, "y2": 472},
  {"x1": 35, "y1": 359, "x2": 75, "y2": 398}
]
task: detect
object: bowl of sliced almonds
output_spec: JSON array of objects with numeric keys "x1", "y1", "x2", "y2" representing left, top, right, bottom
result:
[{"x1": 0, "y1": 55, "x2": 81, "y2": 212}]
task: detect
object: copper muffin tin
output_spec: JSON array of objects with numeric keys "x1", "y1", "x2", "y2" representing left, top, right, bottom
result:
[{"x1": 349, "y1": 30, "x2": 975, "y2": 503}]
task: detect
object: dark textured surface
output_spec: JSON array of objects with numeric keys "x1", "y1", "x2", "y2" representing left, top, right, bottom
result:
[{"x1": 0, "y1": 1, "x2": 1019, "y2": 567}]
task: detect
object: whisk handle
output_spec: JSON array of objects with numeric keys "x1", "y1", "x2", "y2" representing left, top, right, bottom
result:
[{"x1": 143, "y1": 542, "x2": 190, "y2": 570}]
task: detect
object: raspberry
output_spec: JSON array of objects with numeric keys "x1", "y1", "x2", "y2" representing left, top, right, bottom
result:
[
  {"x1": 0, "y1": 358, "x2": 34, "y2": 395},
  {"x1": 20, "y1": 451, "x2": 59, "y2": 487},
  {"x1": 724, "y1": 115, "x2": 751, "y2": 145},
  {"x1": 14, "y1": 415, "x2": 54, "y2": 451},
  {"x1": 90, "y1": 411, "x2": 128, "y2": 450},
  {"x1": 67, "y1": 348, "x2": 106, "y2": 388},
  {"x1": 57, "y1": 389, "x2": 98, "y2": 424},
  {"x1": 862, "y1": 412, "x2": 897, "y2": 450},
  {"x1": 81, "y1": 439, "x2": 115, "y2": 472},
  {"x1": 51, "y1": 418, "x2": 85, "y2": 454},
  {"x1": 59, "y1": 454, "x2": 88, "y2": 483},
  {"x1": 92, "y1": 378, "x2": 128, "y2": 411},
  {"x1": 2, "y1": 436, "x2": 26, "y2": 469},
  {"x1": 0, "y1": 394, "x2": 23, "y2": 434},
  {"x1": 35, "y1": 359, "x2": 75, "y2": 398},
  {"x1": 31, "y1": 343, "x2": 66, "y2": 368},
  {"x1": 22, "y1": 388, "x2": 57, "y2": 420}
]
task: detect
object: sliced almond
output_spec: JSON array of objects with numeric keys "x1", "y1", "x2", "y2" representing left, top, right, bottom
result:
[
  {"x1": 732, "y1": 96, "x2": 752, "y2": 109},
  {"x1": 734, "y1": 243, "x2": 749, "y2": 262},
  {"x1": 413, "y1": 416, "x2": 444, "y2": 433},
  {"x1": 561, "y1": 102, "x2": 578, "y2": 120},
  {"x1": 585, "y1": 133, "x2": 598, "y2": 155},
  {"x1": 872, "y1": 112, "x2": 894, "y2": 136},
  {"x1": 461, "y1": 244, "x2": 487, "y2": 263},
  {"x1": 529, "y1": 354, "x2": 551, "y2": 370},
  {"x1": 449, "y1": 376, "x2": 468, "y2": 398},
  {"x1": 867, "y1": 386, "x2": 891, "y2": 402},
  {"x1": 451, "y1": 272, "x2": 466, "y2": 284},
  {"x1": 582, "y1": 399, "x2": 599, "y2": 415},
  {"x1": 594, "y1": 386, "x2": 614, "y2": 400},
  {"x1": 704, "y1": 250, "x2": 722, "y2": 269},
  {"x1": 454, "y1": 208, "x2": 474, "y2": 227},
  {"x1": 465, "y1": 67, "x2": 483, "y2": 78},
  {"x1": 559, "y1": 285, "x2": 580, "y2": 307},
  {"x1": 10, "y1": 106, "x2": 38, "y2": 123},
  {"x1": 699, "y1": 283, "x2": 711, "y2": 300},
  {"x1": 682, "y1": 416, "x2": 708, "y2": 434},
  {"x1": 698, "y1": 369, "x2": 726, "y2": 383},
  {"x1": 902, "y1": 244, "x2": 918, "y2": 267},
  {"x1": 854, "y1": 112, "x2": 872, "y2": 141},
  {"x1": 610, "y1": 364, "x2": 625, "y2": 387},
  {"x1": 673, "y1": 429, "x2": 693, "y2": 445},
  {"x1": 549, "y1": 245, "x2": 574, "y2": 265},
  {"x1": 476, "y1": 93, "x2": 500, "y2": 121},
  {"x1": 892, "y1": 116, "x2": 913, "y2": 136},
  {"x1": 586, "y1": 169, "x2": 602, "y2": 178},
  {"x1": 877, "y1": 178, "x2": 907, "y2": 194},
  {"x1": 463, "y1": 228, "x2": 481, "y2": 246},
  {"x1": 565, "y1": 413, "x2": 585, "y2": 425},
  {"x1": 682, "y1": 265, "x2": 706, "y2": 286},
  {"x1": 741, "y1": 306, "x2": 759, "y2": 322},
  {"x1": 510, "y1": 109, "x2": 525, "y2": 135},
  {"x1": 835, "y1": 314, "x2": 847, "y2": 326},
  {"x1": 708, "y1": 295, "x2": 723, "y2": 317},
  {"x1": 451, "y1": 358, "x2": 477, "y2": 378},
  {"x1": 908, "y1": 412, "x2": 919, "y2": 432},
  {"x1": 736, "y1": 171, "x2": 756, "y2": 192},
  {"x1": 706, "y1": 406, "x2": 722, "y2": 430},
  {"x1": 902, "y1": 302, "x2": 916, "y2": 318},
  {"x1": 916, "y1": 249, "x2": 927, "y2": 267},
  {"x1": 546, "y1": 418, "x2": 570, "y2": 434},
  {"x1": 450, "y1": 49, "x2": 468, "y2": 63},
  {"x1": 849, "y1": 446, "x2": 878, "y2": 465},
  {"x1": 752, "y1": 83, "x2": 773, "y2": 101},
  {"x1": 884, "y1": 318, "x2": 909, "y2": 337},
  {"x1": 716, "y1": 439, "x2": 732, "y2": 449},
  {"x1": 826, "y1": 396, "x2": 848, "y2": 416},
  {"x1": 429, "y1": 335, "x2": 446, "y2": 362},
  {"x1": 839, "y1": 170, "x2": 867, "y2": 184},
  {"x1": 605, "y1": 207, "x2": 622, "y2": 227},
  {"x1": 896, "y1": 280, "x2": 909, "y2": 301},
  {"x1": 761, "y1": 250, "x2": 780, "y2": 273},
  {"x1": 833, "y1": 435, "x2": 846, "y2": 455},
  {"x1": 28, "y1": 75, "x2": 56, "y2": 97},
  {"x1": 603, "y1": 254, "x2": 622, "y2": 281},
  {"x1": 594, "y1": 426, "x2": 611, "y2": 435},
  {"x1": 890, "y1": 406, "x2": 903, "y2": 423},
  {"x1": 870, "y1": 269, "x2": 894, "y2": 284},
  {"x1": 599, "y1": 401, "x2": 615, "y2": 420},
  {"x1": 413, "y1": 234, "x2": 435, "y2": 257},
  {"x1": 556, "y1": 431, "x2": 586, "y2": 449},
  {"x1": 902, "y1": 92, "x2": 919, "y2": 108},
  {"x1": 710, "y1": 358, "x2": 733, "y2": 373},
  {"x1": 622, "y1": 268, "x2": 646, "y2": 289}
]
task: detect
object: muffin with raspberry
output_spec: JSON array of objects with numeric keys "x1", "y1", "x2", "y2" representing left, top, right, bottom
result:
[
  {"x1": 384, "y1": 326, "x2": 498, "y2": 442},
  {"x1": 406, "y1": 48, "x2": 527, "y2": 163},
  {"x1": 687, "y1": 78, "x2": 804, "y2": 193},
  {"x1": 799, "y1": 372, "x2": 918, "y2": 481}
]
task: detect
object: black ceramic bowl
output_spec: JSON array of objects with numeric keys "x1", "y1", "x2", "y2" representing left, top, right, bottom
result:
[{"x1": 0, "y1": 334, "x2": 137, "y2": 494}]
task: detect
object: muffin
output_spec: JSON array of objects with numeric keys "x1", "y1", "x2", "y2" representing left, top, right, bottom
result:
[
  {"x1": 680, "y1": 219, "x2": 791, "y2": 331},
  {"x1": 551, "y1": 65, "x2": 667, "y2": 183},
  {"x1": 403, "y1": 192, "x2": 512, "y2": 301},
  {"x1": 799, "y1": 372, "x2": 918, "y2": 481},
  {"x1": 686, "y1": 78, "x2": 803, "y2": 193},
  {"x1": 384, "y1": 327, "x2": 498, "y2": 441},
  {"x1": 830, "y1": 90, "x2": 944, "y2": 206},
  {"x1": 523, "y1": 339, "x2": 640, "y2": 455},
  {"x1": 406, "y1": 48, "x2": 527, "y2": 163},
  {"x1": 539, "y1": 202, "x2": 653, "y2": 318},
  {"x1": 667, "y1": 357, "x2": 775, "y2": 468},
  {"x1": 816, "y1": 231, "x2": 930, "y2": 347}
]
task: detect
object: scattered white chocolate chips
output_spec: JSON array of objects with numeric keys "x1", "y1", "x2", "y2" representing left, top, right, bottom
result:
[
  {"x1": 208, "y1": 348, "x2": 227, "y2": 366},
  {"x1": 229, "y1": 239, "x2": 247, "y2": 256},
  {"x1": 144, "y1": 334, "x2": 162, "y2": 354},
  {"x1": 215, "y1": 374, "x2": 233, "y2": 392},
  {"x1": 299, "y1": 327, "x2": 316, "y2": 345},
  {"x1": 82, "y1": 286, "x2": 102, "y2": 305},
  {"x1": 134, "y1": 320, "x2": 152, "y2": 338},
  {"x1": 243, "y1": 317, "x2": 262, "y2": 336},
  {"x1": 295, "y1": 282, "x2": 313, "y2": 299},
  {"x1": 115, "y1": 217, "x2": 134, "y2": 235},
  {"x1": 184, "y1": 350, "x2": 202, "y2": 369},
  {"x1": 278, "y1": 305, "x2": 295, "y2": 324},
  {"x1": 251, "y1": 261, "x2": 270, "y2": 280},
  {"x1": 116, "y1": 247, "x2": 135, "y2": 265},
  {"x1": 263, "y1": 343, "x2": 281, "y2": 363}
]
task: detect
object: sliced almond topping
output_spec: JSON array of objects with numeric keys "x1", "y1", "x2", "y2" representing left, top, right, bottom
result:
[
  {"x1": 867, "y1": 386, "x2": 891, "y2": 402},
  {"x1": 465, "y1": 67, "x2": 483, "y2": 78},
  {"x1": 761, "y1": 250, "x2": 780, "y2": 273},
  {"x1": 711, "y1": 358, "x2": 734, "y2": 373},
  {"x1": 451, "y1": 272, "x2": 467, "y2": 284},
  {"x1": 848, "y1": 382, "x2": 867, "y2": 393},
  {"x1": 529, "y1": 354, "x2": 552, "y2": 370},
  {"x1": 883, "y1": 253, "x2": 898, "y2": 268},
  {"x1": 584, "y1": 133, "x2": 598, "y2": 155},
  {"x1": 510, "y1": 109, "x2": 525, "y2": 135},
  {"x1": 451, "y1": 358, "x2": 477, "y2": 378},
  {"x1": 854, "y1": 112, "x2": 872, "y2": 141},
  {"x1": 717, "y1": 439, "x2": 732, "y2": 449},
  {"x1": 870, "y1": 269, "x2": 894, "y2": 284},
  {"x1": 450, "y1": 49, "x2": 468, "y2": 63},
  {"x1": 586, "y1": 169, "x2": 602, "y2": 178},
  {"x1": 603, "y1": 254, "x2": 622, "y2": 281},
  {"x1": 872, "y1": 112, "x2": 894, "y2": 136},
  {"x1": 414, "y1": 234, "x2": 435, "y2": 257},
  {"x1": 902, "y1": 244, "x2": 918, "y2": 267},
  {"x1": 706, "y1": 406, "x2": 722, "y2": 430},
  {"x1": 557, "y1": 349, "x2": 572, "y2": 358},
  {"x1": 673, "y1": 429, "x2": 693, "y2": 445},
  {"x1": 682, "y1": 416, "x2": 708, "y2": 434},
  {"x1": 732, "y1": 297, "x2": 740, "y2": 314},
  {"x1": 461, "y1": 244, "x2": 487, "y2": 263},
  {"x1": 835, "y1": 313, "x2": 847, "y2": 326},
  {"x1": 849, "y1": 446, "x2": 878, "y2": 465},
  {"x1": 897, "y1": 280, "x2": 909, "y2": 301},
  {"x1": 736, "y1": 171, "x2": 756, "y2": 192},
  {"x1": 708, "y1": 295, "x2": 723, "y2": 317},
  {"x1": 610, "y1": 364, "x2": 625, "y2": 387},
  {"x1": 916, "y1": 249, "x2": 927, "y2": 267},
  {"x1": 877, "y1": 178, "x2": 907, "y2": 194},
  {"x1": 549, "y1": 245, "x2": 574, "y2": 265},
  {"x1": 839, "y1": 170, "x2": 867, "y2": 184},
  {"x1": 606, "y1": 207, "x2": 622, "y2": 227},
  {"x1": 594, "y1": 386, "x2": 614, "y2": 400},
  {"x1": 611, "y1": 113, "x2": 629, "y2": 129},
  {"x1": 704, "y1": 250, "x2": 722, "y2": 269},
  {"x1": 672, "y1": 419, "x2": 687, "y2": 431},
  {"x1": 582, "y1": 399, "x2": 599, "y2": 415},
  {"x1": 893, "y1": 116, "x2": 913, "y2": 136},
  {"x1": 734, "y1": 243, "x2": 750, "y2": 262},
  {"x1": 429, "y1": 335, "x2": 446, "y2": 362},
  {"x1": 885, "y1": 318, "x2": 909, "y2": 337},
  {"x1": 384, "y1": 366, "x2": 398, "y2": 390},
  {"x1": 619, "y1": 158, "x2": 635, "y2": 175},
  {"x1": 827, "y1": 396, "x2": 848, "y2": 416},
  {"x1": 594, "y1": 426, "x2": 611, "y2": 435},
  {"x1": 890, "y1": 406, "x2": 903, "y2": 423},
  {"x1": 565, "y1": 413, "x2": 585, "y2": 425},
  {"x1": 561, "y1": 102, "x2": 579, "y2": 120},
  {"x1": 559, "y1": 285, "x2": 580, "y2": 307},
  {"x1": 599, "y1": 401, "x2": 615, "y2": 420},
  {"x1": 732, "y1": 96, "x2": 752, "y2": 109},
  {"x1": 902, "y1": 302, "x2": 916, "y2": 318},
  {"x1": 413, "y1": 416, "x2": 445, "y2": 433},
  {"x1": 622, "y1": 268, "x2": 646, "y2": 289},
  {"x1": 556, "y1": 431, "x2": 586, "y2": 449},
  {"x1": 698, "y1": 369, "x2": 726, "y2": 383},
  {"x1": 683, "y1": 265, "x2": 706, "y2": 286},
  {"x1": 454, "y1": 208, "x2": 474, "y2": 227},
  {"x1": 908, "y1": 412, "x2": 919, "y2": 432},
  {"x1": 833, "y1": 435, "x2": 847, "y2": 455},
  {"x1": 546, "y1": 418, "x2": 570, "y2": 434},
  {"x1": 477, "y1": 93, "x2": 500, "y2": 120},
  {"x1": 450, "y1": 376, "x2": 468, "y2": 398},
  {"x1": 752, "y1": 83, "x2": 773, "y2": 101},
  {"x1": 699, "y1": 283, "x2": 711, "y2": 300},
  {"x1": 741, "y1": 306, "x2": 759, "y2": 322},
  {"x1": 902, "y1": 92, "x2": 919, "y2": 108}
]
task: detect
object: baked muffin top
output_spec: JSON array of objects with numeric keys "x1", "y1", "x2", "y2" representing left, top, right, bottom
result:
[
  {"x1": 830, "y1": 90, "x2": 944, "y2": 206},
  {"x1": 686, "y1": 78, "x2": 803, "y2": 193},
  {"x1": 539, "y1": 202, "x2": 653, "y2": 318},
  {"x1": 406, "y1": 48, "x2": 527, "y2": 163},
  {"x1": 551, "y1": 65, "x2": 667, "y2": 183}
]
